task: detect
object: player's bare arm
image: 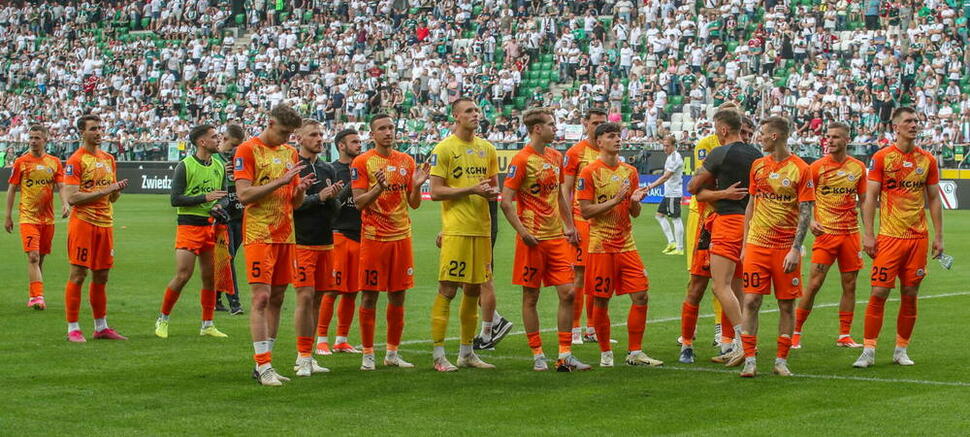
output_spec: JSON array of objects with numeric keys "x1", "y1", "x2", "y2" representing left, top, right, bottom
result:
[
  {"x1": 429, "y1": 175, "x2": 498, "y2": 201},
  {"x1": 862, "y1": 179, "x2": 880, "y2": 258},
  {"x1": 645, "y1": 170, "x2": 674, "y2": 191},
  {"x1": 54, "y1": 182, "x2": 70, "y2": 217},
  {"x1": 499, "y1": 185, "x2": 538, "y2": 246},
  {"x1": 236, "y1": 164, "x2": 305, "y2": 205},
  {"x1": 694, "y1": 181, "x2": 747, "y2": 203},
  {"x1": 561, "y1": 174, "x2": 577, "y2": 205},
  {"x1": 926, "y1": 183, "x2": 944, "y2": 258},
  {"x1": 353, "y1": 169, "x2": 387, "y2": 210},
  {"x1": 63, "y1": 179, "x2": 128, "y2": 206},
  {"x1": 408, "y1": 162, "x2": 431, "y2": 209},
  {"x1": 687, "y1": 166, "x2": 713, "y2": 195},
  {"x1": 580, "y1": 180, "x2": 630, "y2": 219},
  {"x1": 785, "y1": 201, "x2": 813, "y2": 273},
  {"x1": 558, "y1": 189, "x2": 578, "y2": 245},
  {"x1": 4, "y1": 183, "x2": 18, "y2": 233}
]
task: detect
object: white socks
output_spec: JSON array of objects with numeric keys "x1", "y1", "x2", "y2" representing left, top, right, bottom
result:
[
  {"x1": 672, "y1": 218, "x2": 684, "y2": 250},
  {"x1": 94, "y1": 318, "x2": 108, "y2": 331},
  {"x1": 159, "y1": 314, "x2": 170, "y2": 321},
  {"x1": 433, "y1": 346, "x2": 446, "y2": 360},
  {"x1": 656, "y1": 215, "x2": 675, "y2": 244},
  {"x1": 335, "y1": 336, "x2": 348, "y2": 344},
  {"x1": 316, "y1": 335, "x2": 329, "y2": 344},
  {"x1": 459, "y1": 344, "x2": 473, "y2": 357},
  {"x1": 67, "y1": 322, "x2": 80, "y2": 332},
  {"x1": 267, "y1": 337, "x2": 276, "y2": 351},
  {"x1": 253, "y1": 340, "x2": 270, "y2": 354},
  {"x1": 480, "y1": 321, "x2": 493, "y2": 342},
  {"x1": 201, "y1": 320, "x2": 213, "y2": 328}
]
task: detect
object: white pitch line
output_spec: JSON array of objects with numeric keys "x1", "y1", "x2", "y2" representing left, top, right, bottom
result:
[
  {"x1": 398, "y1": 291, "x2": 970, "y2": 346},
  {"x1": 390, "y1": 348, "x2": 970, "y2": 388}
]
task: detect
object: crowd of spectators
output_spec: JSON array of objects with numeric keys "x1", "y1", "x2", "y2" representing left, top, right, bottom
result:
[{"x1": 1, "y1": 0, "x2": 970, "y2": 167}]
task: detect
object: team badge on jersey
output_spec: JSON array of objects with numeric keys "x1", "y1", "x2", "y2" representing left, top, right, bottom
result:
[
  {"x1": 234, "y1": 157, "x2": 244, "y2": 171},
  {"x1": 792, "y1": 277, "x2": 800, "y2": 286},
  {"x1": 65, "y1": 164, "x2": 74, "y2": 176},
  {"x1": 507, "y1": 165, "x2": 517, "y2": 178},
  {"x1": 351, "y1": 167, "x2": 359, "y2": 181},
  {"x1": 399, "y1": 167, "x2": 407, "y2": 176},
  {"x1": 916, "y1": 167, "x2": 925, "y2": 175}
]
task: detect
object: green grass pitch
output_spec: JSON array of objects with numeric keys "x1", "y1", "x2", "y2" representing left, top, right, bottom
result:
[{"x1": 3, "y1": 194, "x2": 969, "y2": 435}]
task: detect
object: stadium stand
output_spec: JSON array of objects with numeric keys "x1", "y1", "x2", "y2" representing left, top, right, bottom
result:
[{"x1": 0, "y1": 0, "x2": 969, "y2": 165}]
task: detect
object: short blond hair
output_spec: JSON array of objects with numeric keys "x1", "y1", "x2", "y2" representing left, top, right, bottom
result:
[{"x1": 522, "y1": 107, "x2": 553, "y2": 132}]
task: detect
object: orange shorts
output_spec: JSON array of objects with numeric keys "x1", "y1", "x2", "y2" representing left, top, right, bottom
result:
[
  {"x1": 244, "y1": 242, "x2": 295, "y2": 286},
  {"x1": 21, "y1": 223, "x2": 54, "y2": 255},
  {"x1": 709, "y1": 214, "x2": 744, "y2": 262},
  {"x1": 512, "y1": 236, "x2": 574, "y2": 288},
  {"x1": 67, "y1": 218, "x2": 113, "y2": 270},
  {"x1": 585, "y1": 251, "x2": 649, "y2": 298},
  {"x1": 871, "y1": 236, "x2": 928, "y2": 288},
  {"x1": 572, "y1": 219, "x2": 590, "y2": 266},
  {"x1": 742, "y1": 244, "x2": 802, "y2": 300},
  {"x1": 294, "y1": 245, "x2": 334, "y2": 290},
  {"x1": 359, "y1": 237, "x2": 414, "y2": 292},
  {"x1": 174, "y1": 224, "x2": 216, "y2": 255},
  {"x1": 811, "y1": 233, "x2": 863, "y2": 273},
  {"x1": 331, "y1": 232, "x2": 360, "y2": 293},
  {"x1": 690, "y1": 249, "x2": 712, "y2": 277}
]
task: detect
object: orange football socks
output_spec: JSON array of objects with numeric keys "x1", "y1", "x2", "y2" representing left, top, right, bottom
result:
[
  {"x1": 741, "y1": 334, "x2": 757, "y2": 358},
  {"x1": 527, "y1": 331, "x2": 543, "y2": 356},
  {"x1": 628, "y1": 304, "x2": 647, "y2": 352},
  {"x1": 896, "y1": 295, "x2": 918, "y2": 348},
  {"x1": 200, "y1": 289, "x2": 215, "y2": 322},
  {"x1": 336, "y1": 294, "x2": 356, "y2": 337},
  {"x1": 386, "y1": 303, "x2": 405, "y2": 350},
  {"x1": 863, "y1": 295, "x2": 887, "y2": 348},
  {"x1": 680, "y1": 302, "x2": 699, "y2": 346},
  {"x1": 777, "y1": 335, "x2": 792, "y2": 359},
  {"x1": 160, "y1": 287, "x2": 179, "y2": 316},
  {"x1": 838, "y1": 311, "x2": 854, "y2": 337},
  {"x1": 29, "y1": 281, "x2": 43, "y2": 298},
  {"x1": 359, "y1": 307, "x2": 376, "y2": 355},
  {"x1": 316, "y1": 293, "x2": 336, "y2": 337},
  {"x1": 90, "y1": 282, "x2": 106, "y2": 319},
  {"x1": 64, "y1": 281, "x2": 82, "y2": 323}
]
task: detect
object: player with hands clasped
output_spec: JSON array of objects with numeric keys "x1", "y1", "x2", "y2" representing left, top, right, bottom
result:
[
  {"x1": 576, "y1": 122, "x2": 661, "y2": 369},
  {"x1": 233, "y1": 105, "x2": 312, "y2": 386}
]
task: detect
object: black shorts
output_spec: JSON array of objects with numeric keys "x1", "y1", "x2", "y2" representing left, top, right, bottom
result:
[{"x1": 657, "y1": 197, "x2": 682, "y2": 218}]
